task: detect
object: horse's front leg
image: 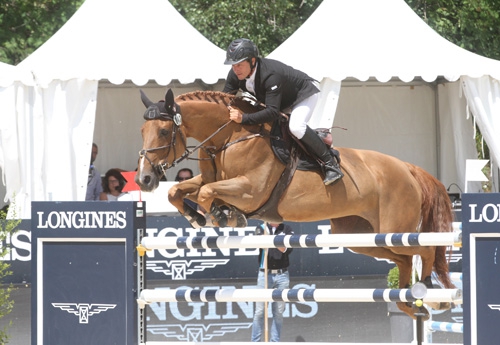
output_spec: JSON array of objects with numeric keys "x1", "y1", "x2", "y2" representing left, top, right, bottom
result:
[
  {"x1": 168, "y1": 174, "x2": 206, "y2": 228},
  {"x1": 197, "y1": 177, "x2": 254, "y2": 228}
]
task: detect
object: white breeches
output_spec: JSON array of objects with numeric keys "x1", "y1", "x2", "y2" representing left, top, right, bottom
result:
[{"x1": 289, "y1": 91, "x2": 319, "y2": 139}]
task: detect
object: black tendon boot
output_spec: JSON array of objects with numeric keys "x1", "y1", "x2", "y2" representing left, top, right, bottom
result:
[{"x1": 300, "y1": 127, "x2": 344, "y2": 185}]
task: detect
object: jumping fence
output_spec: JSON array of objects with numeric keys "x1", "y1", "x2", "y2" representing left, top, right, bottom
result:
[{"x1": 137, "y1": 224, "x2": 464, "y2": 345}]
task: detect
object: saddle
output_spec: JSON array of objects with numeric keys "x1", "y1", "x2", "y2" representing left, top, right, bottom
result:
[{"x1": 270, "y1": 116, "x2": 341, "y2": 171}]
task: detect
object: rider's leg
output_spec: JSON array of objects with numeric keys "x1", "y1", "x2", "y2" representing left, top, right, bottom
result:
[
  {"x1": 299, "y1": 127, "x2": 343, "y2": 185},
  {"x1": 290, "y1": 92, "x2": 343, "y2": 185}
]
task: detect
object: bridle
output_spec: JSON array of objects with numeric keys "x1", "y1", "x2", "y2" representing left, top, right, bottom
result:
[
  {"x1": 139, "y1": 105, "x2": 234, "y2": 176},
  {"x1": 138, "y1": 99, "x2": 267, "y2": 179},
  {"x1": 138, "y1": 101, "x2": 190, "y2": 178}
]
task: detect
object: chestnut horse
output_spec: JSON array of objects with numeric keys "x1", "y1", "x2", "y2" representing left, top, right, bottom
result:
[{"x1": 135, "y1": 89, "x2": 454, "y2": 319}]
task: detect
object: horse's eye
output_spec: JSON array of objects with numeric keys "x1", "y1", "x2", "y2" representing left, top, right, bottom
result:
[{"x1": 159, "y1": 128, "x2": 169, "y2": 137}]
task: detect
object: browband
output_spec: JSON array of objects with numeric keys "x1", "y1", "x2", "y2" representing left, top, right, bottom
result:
[{"x1": 143, "y1": 104, "x2": 182, "y2": 125}]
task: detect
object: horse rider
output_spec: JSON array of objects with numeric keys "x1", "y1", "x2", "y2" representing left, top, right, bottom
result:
[{"x1": 222, "y1": 38, "x2": 343, "y2": 185}]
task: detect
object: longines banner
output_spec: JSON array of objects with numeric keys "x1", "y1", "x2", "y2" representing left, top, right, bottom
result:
[
  {"x1": 30, "y1": 201, "x2": 145, "y2": 345},
  {"x1": 462, "y1": 193, "x2": 500, "y2": 345}
]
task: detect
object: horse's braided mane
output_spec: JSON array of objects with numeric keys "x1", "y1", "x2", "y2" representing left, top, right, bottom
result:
[{"x1": 175, "y1": 91, "x2": 235, "y2": 107}]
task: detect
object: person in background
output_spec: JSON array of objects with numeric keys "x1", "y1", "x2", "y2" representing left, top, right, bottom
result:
[
  {"x1": 100, "y1": 168, "x2": 132, "y2": 201},
  {"x1": 251, "y1": 222, "x2": 294, "y2": 342},
  {"x1": 175, "y1": 168, "x2": 198, "y2": 211},
  {"x1": 175, "y1": 168, "x2": 194, "y2": 183},
  {"x1": 223, "y1": 38, "x2": 343, "y2": 186},
  {"x1": 86, "y1": 143, "x2": 103, "y2": 200}
]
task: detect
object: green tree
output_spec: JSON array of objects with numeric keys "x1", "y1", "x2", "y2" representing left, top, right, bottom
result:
[
  {"x1": 0, "y1": 207, "x2": 20, "y2": 344},
  {"x1": 406, "y1": 0, "x2": 500, "y2": 60},
  {"x1": 169, "y1": 0, "x2": 322, "y2": 56},
  {"x1": 0, "y1": 0, "x2": 84, "y2": 65}
]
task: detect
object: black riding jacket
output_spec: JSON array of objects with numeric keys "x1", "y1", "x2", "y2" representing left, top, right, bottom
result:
[{"x1": 223, "y1": 58, "x2": 319, "y2": 125}]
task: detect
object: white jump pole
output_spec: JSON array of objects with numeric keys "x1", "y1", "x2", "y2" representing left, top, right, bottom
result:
[
  {"x1": 137, "y1": 287, "x2": 462, "y2": 309},
  {"x1": 140, "y1": 231, "x2": 461, "y2": 252},
  {"x1": 428, "y1": 321, "x2": 464, "y2": 333}
]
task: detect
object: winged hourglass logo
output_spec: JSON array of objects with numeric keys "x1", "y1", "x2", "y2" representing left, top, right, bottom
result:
[{"x1": 52, "y1": 303, "x2": 117, "y2": 324}]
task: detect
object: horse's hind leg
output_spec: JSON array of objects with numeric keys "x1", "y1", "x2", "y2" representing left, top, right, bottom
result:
[
  {"x1": 350, "y1": 246, "x2": 430, "y2": 320},
  {"x1": 393, "y1": 253, "x2": 433, "y2": 321},
  {"x1": 384, "y1": 245, "x2": 451, "y2": 314},
  {"x1": 417, "y1": 246, "x2": 452, "y2": 311}
]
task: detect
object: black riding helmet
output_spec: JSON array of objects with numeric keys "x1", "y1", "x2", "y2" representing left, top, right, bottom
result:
[{"x1": 224, "y1": 38, "x2": 259, "y2": 66}]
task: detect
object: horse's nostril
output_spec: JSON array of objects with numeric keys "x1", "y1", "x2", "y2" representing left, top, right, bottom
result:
[{"x1": 144, "y1": 175, "x2": 151, "y2": 185}]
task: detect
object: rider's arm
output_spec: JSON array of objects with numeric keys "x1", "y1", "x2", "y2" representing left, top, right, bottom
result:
[{"x1": 240, "y1": 74, "x2": 283, "y2": 125}]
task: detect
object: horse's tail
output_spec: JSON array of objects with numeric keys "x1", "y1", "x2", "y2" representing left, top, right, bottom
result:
[{"x1": 406, "y1": 163, "x2": 454, "y2": 289}]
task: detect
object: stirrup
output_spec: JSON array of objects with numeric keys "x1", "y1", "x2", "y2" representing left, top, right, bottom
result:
[
  {"x1": 323, "y1": 164, "x2": 343, "y2": 185},
  {"x1": 323, "y1": 171, "x2": 342, "y2": 185}
]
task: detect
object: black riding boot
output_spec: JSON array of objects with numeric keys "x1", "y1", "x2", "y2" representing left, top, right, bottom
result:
[{"x1": 300, "y1": 127, "x2": 344, "y2": 185}]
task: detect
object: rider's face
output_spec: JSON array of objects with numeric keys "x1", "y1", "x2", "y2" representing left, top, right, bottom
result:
[{"x1": 232, "y1": 59, "x2": 254, "y2": 80}]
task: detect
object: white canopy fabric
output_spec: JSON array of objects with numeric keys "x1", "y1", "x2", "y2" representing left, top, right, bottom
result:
[
  {"x1": 462, "y1": 76, "x2": 500, "y2": 190},
  {"x1": 268, "y1": 0, "x2": 500, "y2": 83},
  {"x1": 0, "y1": 62, "x2": 14, "y2": 87},
  {"x1": 17, "y1": 0, "x2": 227, "y2": 86},
  {"x1": 0, "y1": 80, "x2": 98, "y2": 219},
  {"x1": 270, "y1": 0, "x2": 500, "y2": 193},
  {"x1": 0, "y1": 62, "x2": 32, "y2": 87},
  {"x1": 0, "y1": 62, "x2": 16, "y2": 209},
  {"x1": 0, "y1": 62, "x2": 11, "y2": 71}
]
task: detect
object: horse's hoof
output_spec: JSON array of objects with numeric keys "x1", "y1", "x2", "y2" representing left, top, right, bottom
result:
[
  {"x1": 225, "y1": 206, "x2": 248, "y2": 228},
  {"x1": 422, "y1": 276, "x2": 434, "y2": 288},
  {"x1": 235, "y1": 213, "x2": 247, "y2": 228},
  {"x1": 217, "y1": 215, "x2": 228, "y2": 227},
  {"x1": 210, "y1": 213, "x2": 228, "y2": 228},
  {"x1": 411, "y1": 305, "x2": 430, "y2": 321},
  {"x1": 397, "y1": 301, "x2": 430, "y2": 321},
  {"x1": 428, "y1": 301, "x2": 451, "y2": 311},
  {"x1": 189, "y1": 215, "x2": 206, "y2": 228}
]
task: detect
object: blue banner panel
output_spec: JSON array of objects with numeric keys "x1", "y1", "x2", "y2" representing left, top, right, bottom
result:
[
  {"x1": 474, "y1": 237, "x2": 500, "y2": 345},
  {"x1": 43, "y1": 242, "x2": 127, "y2": 344},
  {"x1": 31, "y1": 201, "x2": 145, "y2": 345},
  {"x1": 462, "y1": 193, "x2": 500, "y2": 345}
]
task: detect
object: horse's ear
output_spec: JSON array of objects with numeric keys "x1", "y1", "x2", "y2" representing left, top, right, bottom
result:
[
  {"x1": 165, "y1": 89, "x2": 174, "y2": 108},
  {"x1": 140, "y1": 89, "x2": 154, "y2": 108}
]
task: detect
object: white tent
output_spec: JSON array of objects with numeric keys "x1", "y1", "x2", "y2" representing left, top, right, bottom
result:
[
  {"x1": 0, "y1": 62, "x2": 15, "y2": 86},
  {"x1": 0, "y1": 62, "x2": 16, "y2": 210},
  {"x1": 0, "y1": 0, "x2": 228, "y2": 218},
  {"x1": 3, "y1": 0, "x2": 500, "y2": 218},
  {"x1": 269, "y1": 0, "x2": 500, "y2": 194},
  {"x1": 17, "y1": 0, "x2": 227, "y2": 86}
]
